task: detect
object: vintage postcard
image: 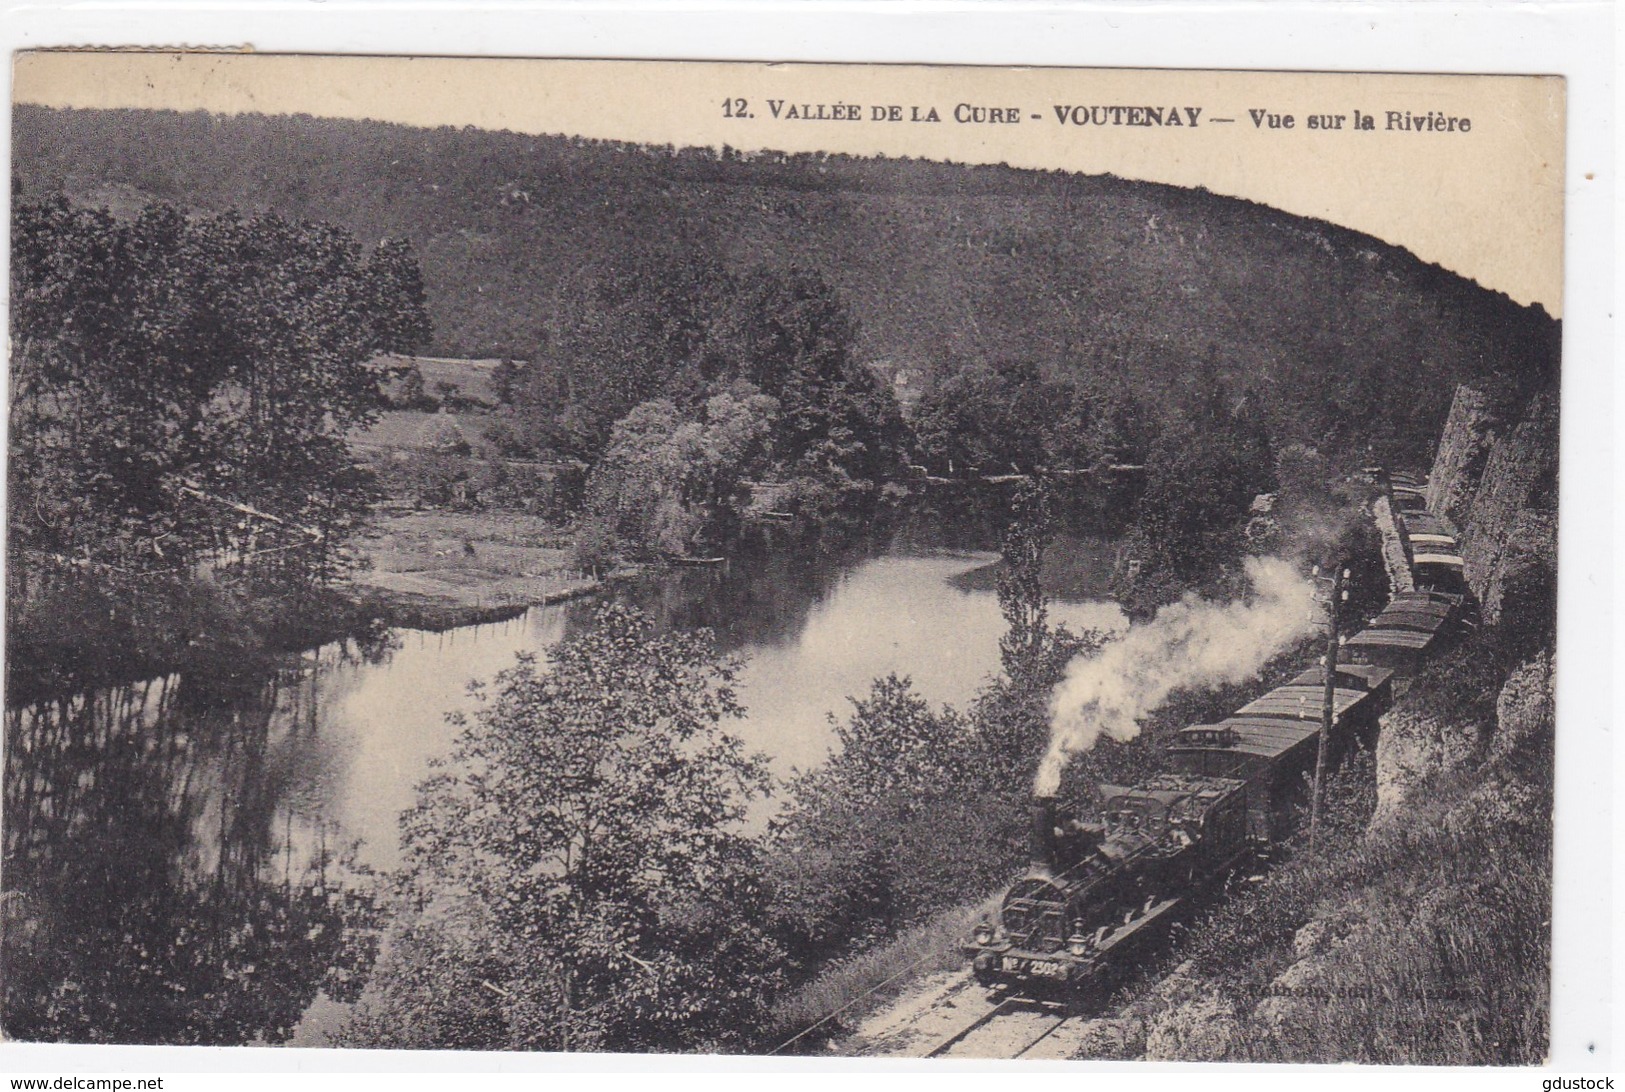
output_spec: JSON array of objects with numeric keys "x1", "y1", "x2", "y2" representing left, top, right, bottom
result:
[{"x1": 5, "y1": 52, "x2": 1567, "y2": 1065}]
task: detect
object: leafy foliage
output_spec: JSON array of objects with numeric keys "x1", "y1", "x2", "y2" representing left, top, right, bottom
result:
[
  {"x1": 518, "y1": 249, "x2": 726, "y2": 459},
  {"x1": 343, "y1": 604, "x2": 783, "y2": 1052},
  {"x1": 909, "y1": 360, "x2": 1149, "y2": 478},
  {"x1": 766, "y1": 676, "x2": 1019, "y2": 962},
  {"x1": 536, "y1": 262, "x2": 905, "y2": 556},
  {"x1": 9, "y1": 196, "x2": 430, "y2": 588},
  {"x1": 577, "y1": 387, "x2": 778, "y2": 560}
]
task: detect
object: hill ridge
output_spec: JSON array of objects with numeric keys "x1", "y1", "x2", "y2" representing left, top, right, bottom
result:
[{"x1": 13, "y1": 104, "x2": 1558, "y2": 467}]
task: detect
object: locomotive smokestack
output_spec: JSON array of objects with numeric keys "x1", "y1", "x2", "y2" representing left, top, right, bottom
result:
[{"x1": 1029, "y1": 795, "x2": 1057, "y2": 872}]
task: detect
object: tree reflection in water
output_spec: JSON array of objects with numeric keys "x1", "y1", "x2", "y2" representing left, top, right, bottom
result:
[{"x1": 2, "y1": 634, "x2": 394, "y2": 1044}]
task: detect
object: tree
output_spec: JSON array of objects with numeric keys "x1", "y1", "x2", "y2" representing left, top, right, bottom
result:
[
  {"x1": 518, "y1": 250, "x2": 726, "y2": 458},
  {"x1": 8, "y1": 198, "x2": 431, "y2": 589},
  {"x1": 364, "y1": 237, "x2": 434, "y2": 353},
  {"x1": 580, "y1": 387, "x2": 778, "y2": 559},
  {"x1": 911, "y1": 358, "x2": 1062, "y2": 475},
  {"x1": 706, "y1": 267, "x2": 906, "y2": 492},
  {"x1": 979, "y1": 481, "x2": 1102, "y2": 784},
  {"x1": 767, "y1": 676, "x2": 1013, "y2": 960},
  {"x1": 491, "y1": 358, "x2": 522, "y2": 406},
  {"x1": 997, "y1": 480, "x2": 1055, "y2": 684},
  {"x1": 394, "y1": 365, "x2": 437, "y2": 411},
  {"x1": 344, "y1": 604, "x2": 783, "y2": 1052}
]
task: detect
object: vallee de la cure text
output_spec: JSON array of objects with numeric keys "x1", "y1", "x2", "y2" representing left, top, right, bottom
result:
[{"x1": 719, "y1": 98, "x2": 1474, "y2": 134}]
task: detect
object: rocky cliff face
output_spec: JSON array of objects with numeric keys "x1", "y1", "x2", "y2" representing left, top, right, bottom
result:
[
  {"x1": 1424, "y1": 385, "x2": 1494, "y2": 523},
  {"x1": 1369, "y1": 381, "x2": 1556, "y2": 828},
  {"x1": 1424, "y1": 384, "x2": 1558, "y2": 625}
]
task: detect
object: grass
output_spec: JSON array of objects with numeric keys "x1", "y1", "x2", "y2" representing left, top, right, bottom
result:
[
  {"x1": 347, "y1": 510, "x2": 598, "y2": 626},
  {"x1": 761, "y1": 895, "x2": 999, "y2": 1054}
]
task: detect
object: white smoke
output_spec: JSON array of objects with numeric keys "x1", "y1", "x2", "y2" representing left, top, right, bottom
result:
[{"x1": 1035, "y1": 556, "x2": 1316, "y2": 795}]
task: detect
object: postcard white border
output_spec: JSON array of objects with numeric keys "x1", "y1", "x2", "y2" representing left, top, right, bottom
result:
[{"x1": 0, "y1": 0, "x2": 1615, "y2": 1084}]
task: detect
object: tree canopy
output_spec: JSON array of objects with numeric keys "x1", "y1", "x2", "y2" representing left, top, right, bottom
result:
[
  {"x1": 343, "y1": 604, "x2": 783, "y2": 1052},
  {"x1": 9, "y1": 196, "x2": 431, "y2": 589},
  {"x1": 578, "y1": 387, "x2": 778, "y2": 560}
]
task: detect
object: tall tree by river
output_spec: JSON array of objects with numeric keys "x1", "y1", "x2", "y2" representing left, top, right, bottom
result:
[
  {"x1": 9, "y1": 197, "x2": 429, "y2": 582},
  {"x1": 8, "y1": 197, "x2": 430, "y2": 693}
]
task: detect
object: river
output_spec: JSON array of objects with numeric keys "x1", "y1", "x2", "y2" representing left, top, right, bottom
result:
[{"x1": 1, "y1": 540, "x2": 1123, "y2": 1045}]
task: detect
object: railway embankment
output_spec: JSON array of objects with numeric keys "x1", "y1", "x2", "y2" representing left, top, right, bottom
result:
[{"x1": 1124, "y1": 382, "x2": 1558, "y2": 1064}]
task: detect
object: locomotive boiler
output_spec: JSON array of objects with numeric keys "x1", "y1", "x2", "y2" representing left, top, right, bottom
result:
[{"x1": 966, "y1": 774, "x2": 1249, "y2": 1009}]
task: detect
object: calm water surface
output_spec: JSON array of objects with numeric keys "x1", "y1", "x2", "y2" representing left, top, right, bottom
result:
[{"x1": 2, "y1": 545, "x2": 1122, "y2": 1044}]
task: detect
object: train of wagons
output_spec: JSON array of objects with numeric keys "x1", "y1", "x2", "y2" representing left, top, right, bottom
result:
[{"x1": 964, "y1": 474, "x2": 1470, "y2": 1010}]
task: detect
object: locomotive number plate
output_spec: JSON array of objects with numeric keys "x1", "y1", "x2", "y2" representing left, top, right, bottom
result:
[{"x1": 1024, "y1": 959, "x2": 1065, "y2": 978}]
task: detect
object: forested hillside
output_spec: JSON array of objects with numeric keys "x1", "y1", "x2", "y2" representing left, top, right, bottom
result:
[{"x1": 13, "y1": 106, "x2": 1558, "y2": 471}]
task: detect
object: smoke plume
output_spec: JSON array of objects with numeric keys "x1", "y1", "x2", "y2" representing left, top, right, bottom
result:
[{"x1": 1035, "y1": 556, "x2": 1316, "y2": 795}]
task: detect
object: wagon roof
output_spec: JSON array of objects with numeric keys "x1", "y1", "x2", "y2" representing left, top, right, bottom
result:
[
  {"x1": 1381, "y1": 596, "x2": 1454, "y2": 613},
  {"x1": 1214, "y1": 718, "x2": 1319, "y2": 758},
  {"x1": 1289, "y1": 664, "x2": 1396, "y2": 691},
  {"x1": 1412, "y1": 552, "x2": 1466, "y2": 567},
  {"x1": 1347, "y1": 628, "x2": 1435, "y2": 649},
  {"x1": 1389, "y1": 590, "x2": 1462, "y2": 610},
  {"x1": 1371, "y1": 610, "x2": 1451, "y2": 633},
  {"x1": 1237, "y1": 687, "x2": 1368, "y2": 720}
]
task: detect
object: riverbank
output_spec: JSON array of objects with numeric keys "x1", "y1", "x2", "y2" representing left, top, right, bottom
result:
[
  {"x1": 5, "y1": 510, "x2": 607, "y2": 703},
  {"x1": 346, "y1": 510, "x2": 605, "y2": 630}
]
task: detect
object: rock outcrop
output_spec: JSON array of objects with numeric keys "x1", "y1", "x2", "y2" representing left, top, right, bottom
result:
[
  {"x1": 1425, "y1": 385, "x2": 1494, "y2": 524},
  {"x1": 1491, "y1": 650, "x2": 1555, "y2": 760},
  {"x1": 1371, "y1": 703, "x2": 1484, "y2": 831},
  {"x1": 1424, "y1": 385, "x2": 1558, "y2": 624}
]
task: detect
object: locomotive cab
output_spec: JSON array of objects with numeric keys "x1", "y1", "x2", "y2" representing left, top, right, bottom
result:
[{"x1": 967, "y1": 777, "x2": 1249, "y2": 1010}]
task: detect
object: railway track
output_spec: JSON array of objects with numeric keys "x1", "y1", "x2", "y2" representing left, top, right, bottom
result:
[{"x1": 918, "y1": 997, "x2": 1073, "y2": 1059}]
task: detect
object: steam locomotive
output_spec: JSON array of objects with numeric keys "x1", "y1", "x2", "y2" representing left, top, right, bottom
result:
[
  {"x1": 966, "y1": 479, "x2": 1468, "y2": 1011},
  {"x1": 967, "y1": 775, "x2": 1249, "y2": 1007}
]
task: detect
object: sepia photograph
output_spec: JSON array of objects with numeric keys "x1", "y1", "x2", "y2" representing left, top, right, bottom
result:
[{"x1": 1, "y1": 47, "x2": 1585, "y2": 1069}]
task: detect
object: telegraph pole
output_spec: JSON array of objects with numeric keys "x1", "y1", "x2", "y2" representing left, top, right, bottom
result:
[{"x1": 1309, "y1": 562, "x2": 1349, "y2": 850}]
